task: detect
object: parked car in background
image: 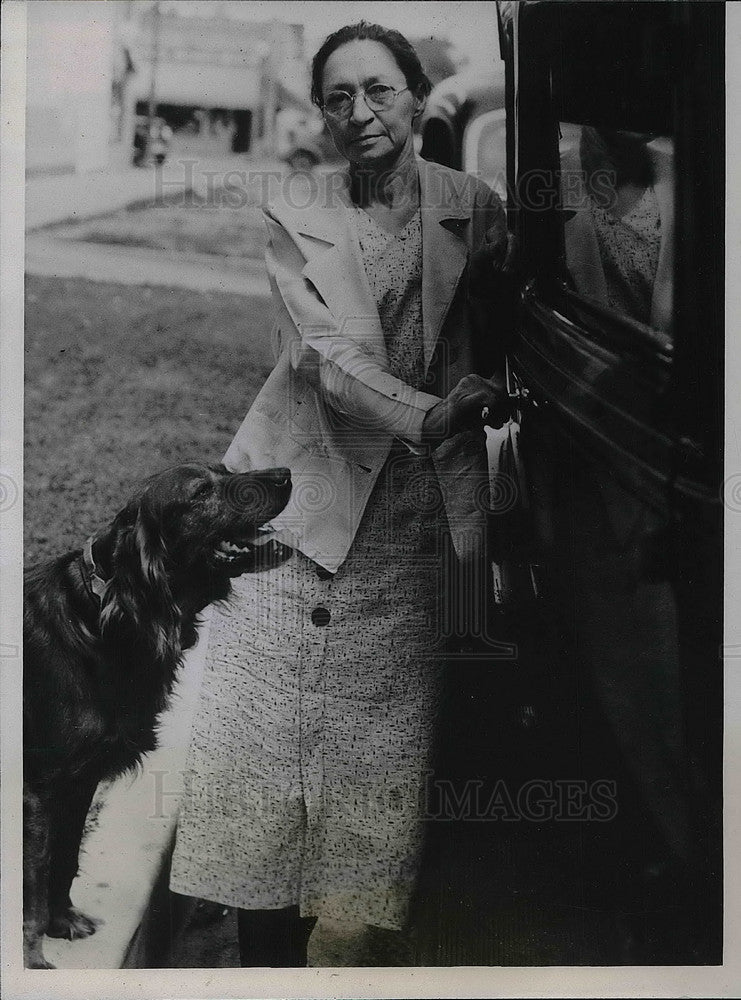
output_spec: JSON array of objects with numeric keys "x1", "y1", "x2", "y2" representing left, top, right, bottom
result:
[
  {"x1": 276, "y1": 108, "x2": 341, "y2": 172},
  {"x1": 277, "y1": 106, "x2": 423, "y2": 174},
  {"x1": 132, "y1": 116, "x2": 172, "y2": 167},
  {"x1": 420, "y1": 67, "x2": 507, "y2": 197}
]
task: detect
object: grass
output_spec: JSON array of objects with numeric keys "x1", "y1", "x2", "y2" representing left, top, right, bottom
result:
[
  {"x1": 49, "y1": 182, "x2": 277, "y2": 259},
  {"x1": 24, "y1": 276, "x2": 275, "y2": 565}
]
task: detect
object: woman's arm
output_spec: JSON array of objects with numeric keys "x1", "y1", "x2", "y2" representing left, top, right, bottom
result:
[{"x1": 264, "y1": 209, "x2": 442, "y2": 448}]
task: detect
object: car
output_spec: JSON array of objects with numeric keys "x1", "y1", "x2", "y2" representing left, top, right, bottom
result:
[
  {"x1": 133, "y1": 115, "x2": 172, "y2": 167},
  {"x1": 437, "y1": 1, "x2": 723, "y2": 963},
  {"x1": 501, "y1": 0, "x2": 723, "y2": 962},
  {"x1": 420, "y1": 66, "x2": 506, "y2": 198},
  {"x1": 275, "y1": 109, "x2": 341, "y2": 172}
]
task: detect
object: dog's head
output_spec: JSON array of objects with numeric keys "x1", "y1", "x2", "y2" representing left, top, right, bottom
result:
[
  {"x1": 123, "y1": 462, "x2": 293, "y2": 577},
  {"x1": 97, "y1": 463, "x2": 292, "y2": 662}
]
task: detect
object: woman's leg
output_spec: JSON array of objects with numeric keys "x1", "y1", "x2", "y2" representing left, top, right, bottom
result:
[{"x1": 237, "y1": 906, "x2": 316, "y2": 967}]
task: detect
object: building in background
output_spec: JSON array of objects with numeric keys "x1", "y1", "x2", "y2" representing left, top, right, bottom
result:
[
  {"x1": 131, "y1": 2, "x2": 311, "y2": 154},
  {"x1": 26, "y1": 0, "x2": 138, "y2": 175},
  {"x1": 24, "y1": 0, "x2": 459, "y2": 174},
  {"x1": 25, "y1": 0, "x2": 311, "y2": 174}
]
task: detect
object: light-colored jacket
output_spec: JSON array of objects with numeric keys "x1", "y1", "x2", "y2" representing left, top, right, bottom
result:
[{"x1": 224, "y1": 158, "x2": 505, "y2": 572}]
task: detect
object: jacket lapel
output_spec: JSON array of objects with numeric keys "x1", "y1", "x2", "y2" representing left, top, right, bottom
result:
[
  {"x1": 281, "y1": 161, "x2": 473, "y2": 370},
  {"x1": 291, "y1": 173, "x2": 389, "y2": 364},
  {"x1": 419, "y1": 159, "x2": 471, "y2": 370}
]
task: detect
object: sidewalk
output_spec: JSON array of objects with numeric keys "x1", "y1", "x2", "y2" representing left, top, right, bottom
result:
[
  {"x1": 25, "y1": 154, "x2": 282, "y2": 295},
  {"x1": 25, "y1": 234, "x2": 270, "y2": 297},
  {"x1": 27, "y1": 161, "x2": 184, "y2": 232},
  {"x1": 25, "y1": 153, "x2": 282, "y2": 231}
]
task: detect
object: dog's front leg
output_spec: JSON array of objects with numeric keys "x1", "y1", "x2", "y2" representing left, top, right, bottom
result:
[
  {"x1": 46, "y1": 777, "x2": 103, "y2": 941},
  {"x1": 23, "y1": 786, "x2": 54, "y2": 969}
]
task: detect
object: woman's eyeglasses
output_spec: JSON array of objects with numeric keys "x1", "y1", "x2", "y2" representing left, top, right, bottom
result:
[{"x1": 322, "y1": 84, "x2": 410, "y2": 120}]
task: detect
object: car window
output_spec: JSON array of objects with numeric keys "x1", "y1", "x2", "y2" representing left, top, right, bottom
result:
[{"x1": 559, "y1": 122, "x2": 675, "y2": 340}]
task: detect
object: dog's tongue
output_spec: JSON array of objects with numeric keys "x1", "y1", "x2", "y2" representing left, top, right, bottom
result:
[{"x1": 250, "y1": 524, "x2": 280, "y2": 547}]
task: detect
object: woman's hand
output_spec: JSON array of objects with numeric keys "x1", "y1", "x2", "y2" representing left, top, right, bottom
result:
[{"x1": 421, "y1": 373, "x2": 509, "y2": 445}]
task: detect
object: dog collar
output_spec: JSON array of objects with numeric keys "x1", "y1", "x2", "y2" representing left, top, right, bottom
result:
[{"x1": 83, "y1": 536, "x2": 108, "y2": 600}]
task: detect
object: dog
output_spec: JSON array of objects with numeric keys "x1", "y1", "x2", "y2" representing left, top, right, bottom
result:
[{"x1": 23, "y1": 462, "x2": 292, "y2": 968}]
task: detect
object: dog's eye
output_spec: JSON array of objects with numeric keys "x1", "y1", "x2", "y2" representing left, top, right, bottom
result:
[{"x1": 190, "y1": 481, "x2": 212, "y2": 500}]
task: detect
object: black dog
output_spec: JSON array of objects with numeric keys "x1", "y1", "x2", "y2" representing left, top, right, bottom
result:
[{"x1": 23, "y1": 463, "x2": 292, "y2": 968}]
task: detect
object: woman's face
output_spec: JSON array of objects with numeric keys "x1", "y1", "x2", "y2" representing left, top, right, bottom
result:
[{"x1": 320, "y1": 39, "x2": 424, "y2": 168}]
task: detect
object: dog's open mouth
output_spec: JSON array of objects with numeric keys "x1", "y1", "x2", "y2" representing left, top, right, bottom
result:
[
  {"x1": 210, "y1": 522, "x2": 292, "y2": 575},
  {"x1": 212, "y1": 525, "x2": 275, "y2": 564}
]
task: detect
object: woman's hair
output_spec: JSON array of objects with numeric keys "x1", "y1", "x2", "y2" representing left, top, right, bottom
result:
[
  {"x1": 580, "y1": 126, "x2": 654, "y2": 207},
  {"x1": 310, "y1": 21, "x2": 432, "y2": 107}
]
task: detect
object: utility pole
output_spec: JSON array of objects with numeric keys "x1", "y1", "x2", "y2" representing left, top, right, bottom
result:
[
  {"x1": 262, "y1": 18, "x2": 279, "y2": 156},
  {"x1": 144, "y1": 0, "x2": 161, "y2": 165}
]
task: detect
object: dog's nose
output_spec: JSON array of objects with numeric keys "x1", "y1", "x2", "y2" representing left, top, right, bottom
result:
[{"x1": 267, "y1": 467, "x2": 292, "y2": 487}]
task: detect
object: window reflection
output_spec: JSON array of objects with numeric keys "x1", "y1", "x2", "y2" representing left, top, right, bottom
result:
[
  {"x1": 464, "y1": 110, "x2": 507, "y2": 200},
  {"x1": 561, "y1": 123, "x2": 674, "y2": 335}
]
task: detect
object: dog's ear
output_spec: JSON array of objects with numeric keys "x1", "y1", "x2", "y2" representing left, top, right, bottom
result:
[{"x1": 100, "y1": 493, "x2": 181, "y2": 666}]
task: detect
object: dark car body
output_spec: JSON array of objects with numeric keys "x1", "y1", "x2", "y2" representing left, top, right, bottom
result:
[
  {"x1": 495, "y1": 1, "x2": 723, "y2": 962},
  {"x1": 426, "y1": 2, "x2": 723, "y2": 964}
]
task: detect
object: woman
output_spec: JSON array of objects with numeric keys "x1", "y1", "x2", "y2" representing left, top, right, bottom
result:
[{"x1": 170, "y1": 21, "x2": 510, "y2": 967}]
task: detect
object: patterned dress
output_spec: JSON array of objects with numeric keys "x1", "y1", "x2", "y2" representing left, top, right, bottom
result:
[
  {"x1": 170, "y1": 206, "x2": 450, "y2": 932},
  {"x1": 591, "y1": 185, "x2": 662, "y2": 325}
]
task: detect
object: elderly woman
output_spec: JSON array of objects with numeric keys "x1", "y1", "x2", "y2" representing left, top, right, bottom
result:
[{"x1": 170, "y1": 21, "x2": 509, "y2": 967}]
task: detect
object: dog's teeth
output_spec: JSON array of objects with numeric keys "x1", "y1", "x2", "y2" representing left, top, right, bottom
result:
[{"x1": 215, "y1": 539, "x2": 254, "y2": 559}]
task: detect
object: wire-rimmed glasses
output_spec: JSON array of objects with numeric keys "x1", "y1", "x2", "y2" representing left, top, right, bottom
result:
[{"x1": 322, "y1": 84, "x2": 411, "y2": 120}]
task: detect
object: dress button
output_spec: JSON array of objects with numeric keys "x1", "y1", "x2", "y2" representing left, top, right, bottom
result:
[
  {"x1": 316, "y1": 565, "x2": 333, "y2": 580},
  {"x1": 311, "y1": 606, "x2": 331, "y2": 627}
]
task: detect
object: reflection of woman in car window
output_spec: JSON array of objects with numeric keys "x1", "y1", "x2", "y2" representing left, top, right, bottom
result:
[{"x1": 563, "y1": 126, "x2": 674, "y2": 333}]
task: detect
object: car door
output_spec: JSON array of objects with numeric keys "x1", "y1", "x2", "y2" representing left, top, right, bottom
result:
[{"x1": 496, "y1": 0, "x2": 723, "y2": 961}]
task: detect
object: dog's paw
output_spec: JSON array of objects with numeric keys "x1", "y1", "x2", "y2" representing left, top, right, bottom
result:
[
  {"x1": 46, "y1": 905, "x2": 103, "y2": 940},
  {"x1": 27, "y1": 956, "x2": 56, "y2": 969},
  {"x1": 24, "y1": 945, "x2": 56, "y2": 969}
]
